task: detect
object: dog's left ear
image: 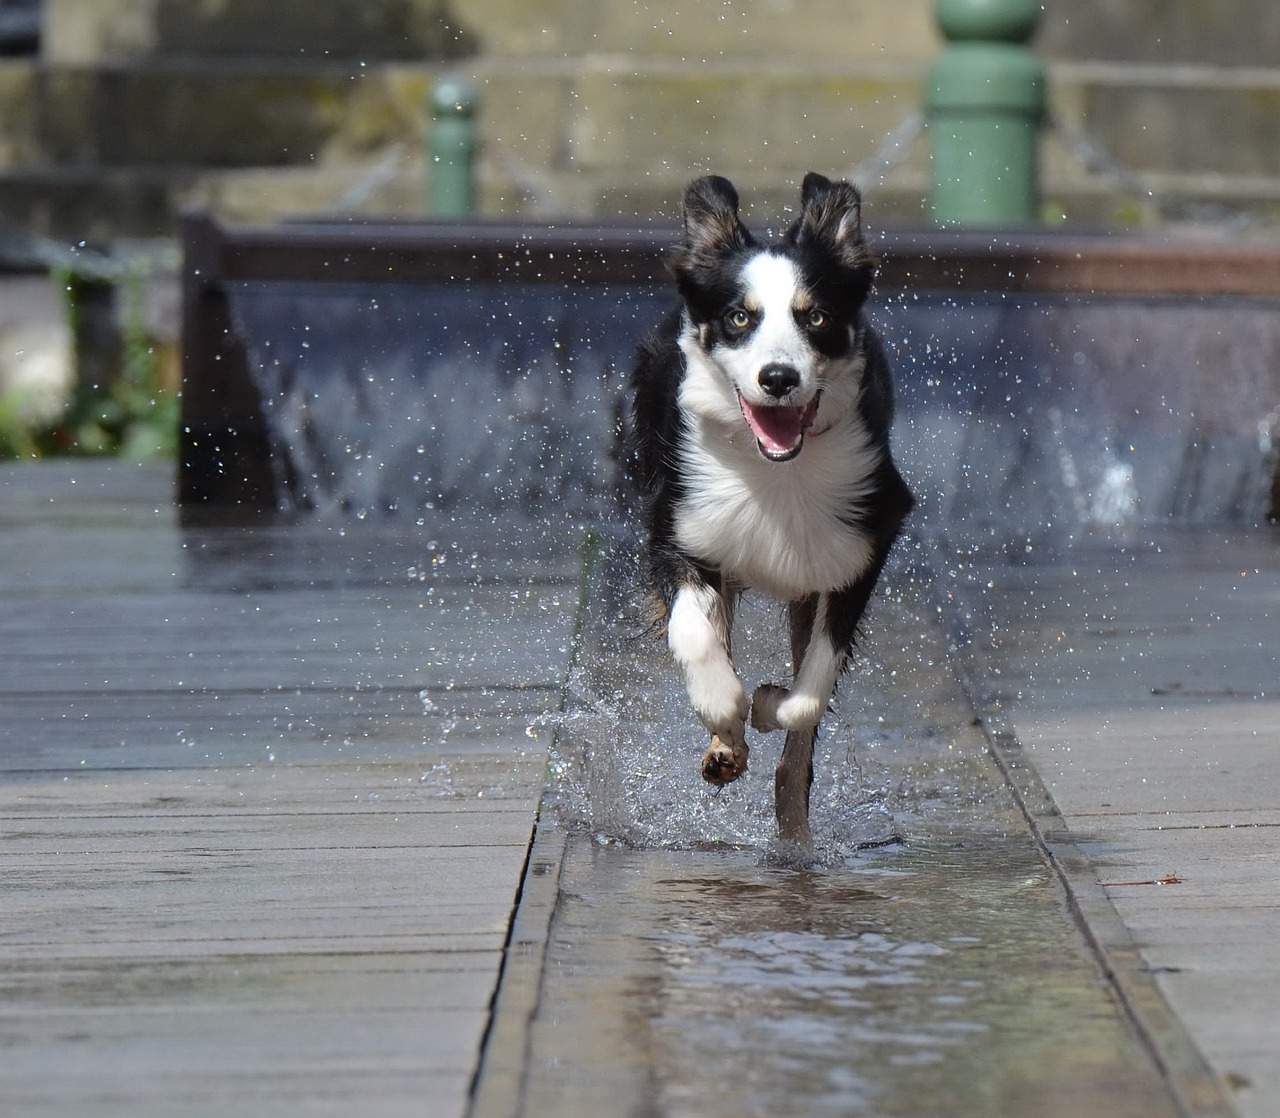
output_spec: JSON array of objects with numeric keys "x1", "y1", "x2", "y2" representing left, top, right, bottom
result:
[{"x1": 792, "y1": 172, "x2": 873, "y2": 269}]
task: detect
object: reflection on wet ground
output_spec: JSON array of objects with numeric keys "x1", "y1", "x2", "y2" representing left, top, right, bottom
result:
[
  {"x1": 517, "y1": 539, "x2": 1183, "y2": 1118},
  {"x1": 524, "y1": 837, "x2": 1175, "y2": 1118}
]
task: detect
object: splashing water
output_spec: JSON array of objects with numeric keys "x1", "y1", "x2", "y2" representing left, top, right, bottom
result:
[
  {"x1": 221, "y1": 278, "x2": 1280, "y2": 846},
  {"x1": 228, "y1": 282, "x2": 1279, "y2": 535},
  {"x1": 228, "y1": 282, "x2": 664, "y2": 517},
  {"x1": 543, "y1": 539, "x2": 1003, "y2": 864}
]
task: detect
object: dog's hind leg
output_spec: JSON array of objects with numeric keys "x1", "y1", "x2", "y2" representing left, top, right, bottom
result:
[
  {"x1": 776, "y1": 726, "x2": 817, "y2": 845},
  {"x1": 756, "y1": 572, "x2": 886, "y2": 843},
  {"x1": 773, "y1": 595, "x2": 820, "y2": 844},
  {"x1": 666, "y1": 576, "x2": 749, "y2": 785}
]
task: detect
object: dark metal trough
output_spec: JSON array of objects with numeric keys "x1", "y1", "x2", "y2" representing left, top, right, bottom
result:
[{"x1": 180, "y1": 210, "x2": 1280, "y2": 524}]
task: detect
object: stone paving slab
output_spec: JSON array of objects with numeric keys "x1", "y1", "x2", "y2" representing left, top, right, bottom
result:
[
  {"x1": 963, "y1": 532, "x2": 1280, "y2": 1117},
  {"x1": 8, "y1": 458, "x2": 1276, "y2": 1117},
  {"x1": 0, "y1": 461, "x2": 580, "y2": 1118}
]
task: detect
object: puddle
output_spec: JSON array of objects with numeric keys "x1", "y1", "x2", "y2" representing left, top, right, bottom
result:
[{"x1": 522, "y1": 837, "x2": 1176, "y2": 1118}]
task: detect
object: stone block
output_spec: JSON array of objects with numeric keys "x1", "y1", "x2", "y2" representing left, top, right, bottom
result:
[
  {"x1": 568, "y1": 67, "x2": 922, "y2": 179},
  {"x1": 1039, "y1": 0, "x2": 1280, "y2": 67},
  {"x1": 0, "y1": 164, "x2": 196, "y2": 238},
  {"x1": 459, "y1": 0, "x2": 940, "y2": 62},
  {"x1": 1081, "y1": 79, "x2": 1280, "y2": 179},
  {"x1": 42, "y1": 0, "x2": 474, "y2": 63},
  {"x1": 41, "y1": 0, "x2": 157, "y2": 65},
  {"x1": 32, "y1": 65, "x2": 360, "y2": 167},
  {"x1": 0, "y1": 59, "x2": 38, "y2": 167}
]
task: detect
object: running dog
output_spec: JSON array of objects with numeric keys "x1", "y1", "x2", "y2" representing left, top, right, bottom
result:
[{"x1": 628, "y1": 172, "x2": 913, "y2": 845}]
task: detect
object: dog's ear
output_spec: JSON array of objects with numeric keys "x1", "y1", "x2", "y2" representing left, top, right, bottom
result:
[
  {"x1": 792, "y1": 172, "x2": 874, "y2": 270},
  {"x1": 677, "y1": 175, "x2": 751, "y2": 267}
]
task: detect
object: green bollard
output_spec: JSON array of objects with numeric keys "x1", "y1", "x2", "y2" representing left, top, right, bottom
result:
[
  {"x1": 429, "y1": 76, "x2": 478, "y2": 217},
  {"x1": 925, "y1": 0, "x2": 1045, "y2": 226}
]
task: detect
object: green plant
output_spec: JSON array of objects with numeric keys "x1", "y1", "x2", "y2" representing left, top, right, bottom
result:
[
  {"x1": 0, "y1": 388, "x2": 42, "y2": 459},
  {"x1": 3, "y1": 261, "x2": 179, "y2": 461}
]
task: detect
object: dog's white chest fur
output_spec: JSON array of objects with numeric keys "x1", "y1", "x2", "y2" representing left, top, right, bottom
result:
[{"x1": 674, "y1": 412, "x2": 881, "y2": 600}]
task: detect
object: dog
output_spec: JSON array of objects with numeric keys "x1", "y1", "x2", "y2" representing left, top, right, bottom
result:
[{"x1": 627, "y1": 172, "x2": 914, "y2": 846}]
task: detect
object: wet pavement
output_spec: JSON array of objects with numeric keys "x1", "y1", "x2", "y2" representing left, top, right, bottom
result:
[
  {"x1": 952, "y1": 531, "x2": 1280, "y2": 1118},
  {"x1": 0, "y1": 461, "x2": 580, "y2": 1118},
  {"x1": 3, "y1": 462, "x2": 1275, "y2": 1117},
  {"x1": 494, "y1": 540, "x2": 1214, "y2": 1118}
]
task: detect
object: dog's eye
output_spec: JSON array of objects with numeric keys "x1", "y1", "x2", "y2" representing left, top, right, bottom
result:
[
  {"x1": 806, "y1": 308, "x2": 829, "y2": 330},
  {"x1": 726, "y1": 308, "x2": 751, "y2": 330}
]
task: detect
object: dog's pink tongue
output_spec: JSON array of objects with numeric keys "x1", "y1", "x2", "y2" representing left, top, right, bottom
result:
[{"x1": 740, "y1": 398, "x2": 815, "y2": 458}]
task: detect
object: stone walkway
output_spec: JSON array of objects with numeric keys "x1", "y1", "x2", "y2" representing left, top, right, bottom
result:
[
  {"x1": 0, "y1": 461, "x2": 579, "y2": 1118},
  {"x1": 957, "y1": 532, "x2": 1280, "y2": 1118},
  {"x1": 2, "y1": 461, "x2": 1277, "y2": 1117}
]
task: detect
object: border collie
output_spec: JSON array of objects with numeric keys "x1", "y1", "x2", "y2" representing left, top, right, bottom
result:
[{"x1": 627, "y1": 172, "x2": 914, "y2": 846}]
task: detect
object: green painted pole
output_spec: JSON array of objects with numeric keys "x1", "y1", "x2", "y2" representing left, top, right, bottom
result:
[
  {"x1": 925, "y1": 0, "x2": 1045, "y2": 226},
  {"x1": 429, "y1": 77, "x2": 478, "y2": 217}
]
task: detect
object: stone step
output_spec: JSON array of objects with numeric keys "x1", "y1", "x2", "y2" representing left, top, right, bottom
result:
[
  {"x1": 3, "y1": 48, "x2": 1280, "y2": 235},
  {"x1": 464, "y1": 0, "x2": 940, "y2": 65},
  {"x1": 0, "y1": 58, "x2": 418, "y2": 170},
  {"x1": 10, "y1": 45, "x2": 1279, "y2": 179},
  {"x1": 1039, "y1": 0, "x2": 1280, "y2": 68},
  {"x1": 42, "y1": 0, "x2": 472, "y2": 63}
]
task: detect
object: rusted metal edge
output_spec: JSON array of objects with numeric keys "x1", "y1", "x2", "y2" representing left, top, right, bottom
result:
[{"x1": 182, "y1": 207, "x2": 1280, "y2": 297}]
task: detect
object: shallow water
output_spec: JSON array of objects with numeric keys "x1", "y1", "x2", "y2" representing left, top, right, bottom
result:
[
  {"x1": 522, "y1": 537, "x2": 1182, "y2": 1117},
  {"x1": 523, "y1": 835, "x2": 1176, "y2": 1118}
]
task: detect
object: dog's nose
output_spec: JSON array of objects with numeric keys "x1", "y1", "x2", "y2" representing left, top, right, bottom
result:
[{"x1": 758, "y1": 364, "x2": 800, "y2": 399}]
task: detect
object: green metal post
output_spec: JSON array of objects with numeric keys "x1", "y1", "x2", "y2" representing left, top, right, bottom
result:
[
  {"x1": 429, "y1": 77, "x2": 478, "y2": 217},
  {"x1": 925, "y1": 0, "x2": 1045, "y2": 226}
]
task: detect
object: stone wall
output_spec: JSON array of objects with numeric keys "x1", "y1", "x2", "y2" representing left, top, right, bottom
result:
[{"x1": 0, "y1": 0, "x2": 1277, "y2": 237}]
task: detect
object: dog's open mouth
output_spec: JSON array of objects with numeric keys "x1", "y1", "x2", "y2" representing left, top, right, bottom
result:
[{"x1": 738, "y1": 392, "x2": 821, "y2": 462}]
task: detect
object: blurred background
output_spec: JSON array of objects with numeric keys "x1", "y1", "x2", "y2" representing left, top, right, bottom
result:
[
  {"x1": 4, "y1": 0, "x2": 1280, "y2": 235},
  {"x1": 2, "y1": 0, "x2": 1279, "y2": 460}
]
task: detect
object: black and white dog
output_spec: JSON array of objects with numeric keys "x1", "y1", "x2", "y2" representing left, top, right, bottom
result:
[{"x1": 628, "y1": 172, "x2": 913, "y2": 845}]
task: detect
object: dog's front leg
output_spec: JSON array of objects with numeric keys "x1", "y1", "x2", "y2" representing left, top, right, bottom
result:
[
  {"x1": 667, "y1": 580, "x2": 749, "y2": 785},
  {"x1": 751, "y1": 592, "x2": 846, "y2": 735}
]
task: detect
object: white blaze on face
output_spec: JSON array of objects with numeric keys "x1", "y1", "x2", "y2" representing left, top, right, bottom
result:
[{"x1": 724, "y1": 253, "x2": 817, "y2": 405}]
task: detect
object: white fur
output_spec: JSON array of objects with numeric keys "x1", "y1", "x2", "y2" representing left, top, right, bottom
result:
[
  {"x1": 674, "y1": 301, "x2": 882, "y2": 600},
  {"x1": 775, "y1": 596, "x2": 844, "y2": 728},
  {"x1": 749, "y1": 597, "x2": 844, "y2": 732},
  {"x1": 722, "y1": 254, "x2": 818, "y2": 405},
  {"x1": 666, "y1": 583, "x2": 747, "y2": 733}
]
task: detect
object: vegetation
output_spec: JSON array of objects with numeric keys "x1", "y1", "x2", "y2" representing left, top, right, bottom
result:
[{"x1": 0, "y1": 262, "x2": 178, "y2": 460}]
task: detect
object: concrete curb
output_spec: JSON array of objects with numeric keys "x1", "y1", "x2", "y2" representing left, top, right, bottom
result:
[
  {"x1": 467, "y1": 814, "x2": 570, "y2": 1118},
  {"x1": 948, "y1": 627, "x2": 1237, "y2": 1118}
]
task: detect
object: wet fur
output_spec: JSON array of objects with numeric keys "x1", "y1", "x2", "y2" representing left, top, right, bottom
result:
[{"x1": 627, "y1": 173, "x2": 913, "y2": 846}]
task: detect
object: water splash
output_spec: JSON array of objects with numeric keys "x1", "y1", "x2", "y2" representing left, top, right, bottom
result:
[
  {"x1": 543, "y1": 541, "x2": 1003, "y2": 865},
  {"x1": 228, "y1": 282, "x2": 1279, "y2": 536},
  {"x1": 228, "y1": 282, "x2": 665, "y2": 517}
]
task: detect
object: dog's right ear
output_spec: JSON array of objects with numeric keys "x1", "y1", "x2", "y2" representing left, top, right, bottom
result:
[
  {"x1": 792, "y1": 172, "x2": 873, "y2": 271},
  {"x1": 676, "y1": 175, "x2": 751, "y2": 269}
]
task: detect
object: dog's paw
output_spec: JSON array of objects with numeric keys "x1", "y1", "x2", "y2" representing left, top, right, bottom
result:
[
  {"x1": 752, "y1": 682, "x2": 826, "y2": 732},
  {"x1": 750, "y1": 683, "x2": 788, "y2": 733},
  {"x1": 701, "y1": 731, "x2": 749, "y2": 786}
]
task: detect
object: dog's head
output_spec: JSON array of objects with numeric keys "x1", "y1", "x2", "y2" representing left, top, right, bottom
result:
[{"x1": 671, "y1": 173, "x2": 876, "y2": 462}]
